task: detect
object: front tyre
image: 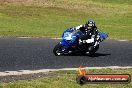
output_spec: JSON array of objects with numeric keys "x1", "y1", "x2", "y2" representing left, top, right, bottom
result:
[{"x1": 53, "y1": 43, "x2": 63, "y2": 56}]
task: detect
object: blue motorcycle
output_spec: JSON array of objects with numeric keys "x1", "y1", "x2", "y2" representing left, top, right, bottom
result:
[{"x1": 53, "y1": 28, "x2": 108, "y2": 56}]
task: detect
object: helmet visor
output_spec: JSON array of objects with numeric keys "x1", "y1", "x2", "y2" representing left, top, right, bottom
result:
[{"x1": 88, "y1": 24, "x2": 93, "y2": 27}]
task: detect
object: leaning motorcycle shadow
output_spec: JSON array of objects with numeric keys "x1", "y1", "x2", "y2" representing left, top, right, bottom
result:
[{"x1": 64, "y1": 53, "x2": 111, "y2": 57}]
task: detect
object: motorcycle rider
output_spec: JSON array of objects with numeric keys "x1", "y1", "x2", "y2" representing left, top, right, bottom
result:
[
  {"x1": 77, "y1": 19, "x2": 100, "y2": 47},
  {"x1": 62, "y1": 19, "x2": 100, "y2": 53}
]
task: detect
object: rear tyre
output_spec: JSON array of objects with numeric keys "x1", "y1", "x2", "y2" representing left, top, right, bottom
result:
[
  {"x1": 87, "y1": 45, "x2": 99, "y2": 56},
  {"x1": 86, "y1": 46, "x2": 94, "y2": 56},
  {"x1": 53, "y1": 43, "x2": 63, "y2": 56}
]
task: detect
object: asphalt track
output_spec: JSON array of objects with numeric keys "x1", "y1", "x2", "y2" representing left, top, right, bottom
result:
[{"x1": 0, "y1": 38, "x2": 132, "y2": 72}]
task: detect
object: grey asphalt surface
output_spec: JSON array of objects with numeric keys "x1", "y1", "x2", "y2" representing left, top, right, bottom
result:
[{"x1": 0, "y1": 38, "x2": 132, "y2": 72}]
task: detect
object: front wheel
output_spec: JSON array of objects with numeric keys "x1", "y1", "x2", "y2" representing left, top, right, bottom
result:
[{"x1": 53, "y1": 43, "x2": 63, "y2": 56}]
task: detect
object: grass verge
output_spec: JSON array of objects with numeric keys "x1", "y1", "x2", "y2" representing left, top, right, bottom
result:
[
  {"x1": 0, "y1": 0, "x2": 132, "y2": 40},
  {"x1": 0, "y1": 68, "x2": 132, "y2": 88}
]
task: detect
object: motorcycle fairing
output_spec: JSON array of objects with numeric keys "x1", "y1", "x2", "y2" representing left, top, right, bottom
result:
[{"x1": 99, "y1": 32, "x2": 108, "y2": 42}]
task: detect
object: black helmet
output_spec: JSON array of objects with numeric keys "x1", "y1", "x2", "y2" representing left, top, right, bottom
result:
[{"x1": 86, "y1": 19, "x2": 95, "y2": 29}]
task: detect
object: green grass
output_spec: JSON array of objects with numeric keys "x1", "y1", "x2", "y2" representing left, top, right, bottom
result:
[
  {"x1": 89, "y1": 0, "x2": 132, "y2": 4},
  {"x1": 0, "y1": 0, "x2": 132, "y2": 40},
  {"x1": 1, "y1": 68, "x2": 132, "y2": 88}
]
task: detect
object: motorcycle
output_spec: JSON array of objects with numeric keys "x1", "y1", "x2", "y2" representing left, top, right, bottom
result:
[{"x1": 53, "y1": 28, "x2": 108, "y2": 56}]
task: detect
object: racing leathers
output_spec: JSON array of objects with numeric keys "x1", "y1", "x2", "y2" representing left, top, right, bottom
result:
[{"x1": 75, "y1": 25, "x2": 100, "y2": 47}]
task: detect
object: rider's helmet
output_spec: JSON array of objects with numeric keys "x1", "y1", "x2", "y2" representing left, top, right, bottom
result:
[{"x1": 85, "y1": 19, "x2": 95, "y2": 30}]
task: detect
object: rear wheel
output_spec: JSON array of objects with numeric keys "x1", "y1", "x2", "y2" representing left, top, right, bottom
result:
[
  {"x1": 53, "y1": 43, "x2": 63, "y2": 56},
  {"x1": 87, "y1": 45, "x2": 99, "y2": 56},
  {"x1": 87, "y1": 46, "x2": 95, "y2": 56}
]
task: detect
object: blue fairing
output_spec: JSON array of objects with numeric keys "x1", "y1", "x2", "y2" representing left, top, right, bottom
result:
[
  {"x1": 60, "y1": 40, "x2": 69, "y2": 48},
  {"x1": 99, "y1": 32, "x2": 108, "y2": 42},
  {"x1": 60, "y1": 29, "x2": 108, "y2": 49},
  {"x1": 60, "y1": 28, "x2": 78, "y2": 48},
  {"x1": 61, "y1": 28, "x2": 74, "y2": 38}
]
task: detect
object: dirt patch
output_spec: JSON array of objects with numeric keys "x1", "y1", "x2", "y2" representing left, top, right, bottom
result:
[
  {"x1": 0, "y1": 0, "x2": 56, "y2": 6},
  {"x1": 0, "y1": 72, "x2": 63, "y2": 83}
]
